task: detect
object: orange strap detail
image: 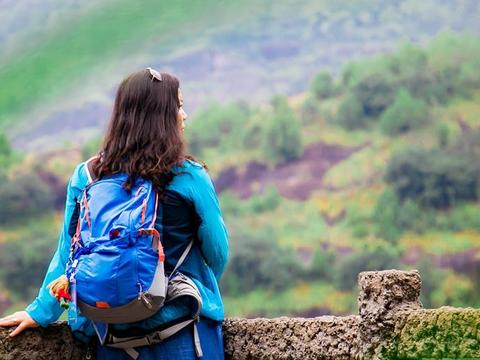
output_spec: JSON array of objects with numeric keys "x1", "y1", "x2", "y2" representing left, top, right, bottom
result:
[
  {"x1": 138, "y1": 228, "x2": 164, "y2": 261},
  {"x1": 157, "y1": 237, "x2": 165, "y2": 262},
  {"x1": 141, "y1": 199, "x2": 147, "y2": 224}
]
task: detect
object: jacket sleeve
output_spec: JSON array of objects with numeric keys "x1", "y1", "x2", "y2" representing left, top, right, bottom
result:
[
  {"x1": 189, "y1": 165, "x2": 229, "y2": 281},
  {"x1": 25, "y1": 163, "x2": 88, "y2": 327}
]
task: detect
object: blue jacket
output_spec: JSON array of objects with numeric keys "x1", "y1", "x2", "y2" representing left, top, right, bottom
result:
[{"x1": 26, "y1": 159, "x2": 229, "y2": 340}]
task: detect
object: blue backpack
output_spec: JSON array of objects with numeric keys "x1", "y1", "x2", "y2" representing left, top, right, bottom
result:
[{"x1": 65, "y1": 159, "x2": 203, "y2": 359}]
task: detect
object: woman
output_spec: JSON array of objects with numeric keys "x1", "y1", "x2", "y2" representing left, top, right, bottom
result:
[{"x1": 0, "y1": 68, "x2": 229, "y2": 359}]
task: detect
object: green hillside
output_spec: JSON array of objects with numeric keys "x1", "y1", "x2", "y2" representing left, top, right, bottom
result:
[
  {"x1": 2, "y1": 33, "x2": 480, "y2": 318},
  {"x1": 186, "y1": 33, "x2": 480, "y2": 316},
  {"x1": 1, "y1": 0, "x2": 479, "y2": 151}
]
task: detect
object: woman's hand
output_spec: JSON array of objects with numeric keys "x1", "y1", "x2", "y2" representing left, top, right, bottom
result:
[{"x1": 0, "y1": 311, "x2": 39, "y2": 337}]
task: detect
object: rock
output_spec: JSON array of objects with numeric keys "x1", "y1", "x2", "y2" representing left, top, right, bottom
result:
[{"x1": 1, "y1": 270, "x2": 479, "y2": 359}]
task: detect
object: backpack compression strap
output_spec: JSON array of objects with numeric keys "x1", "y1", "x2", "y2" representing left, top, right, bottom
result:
[{"x1": 107, "y1": 318, "x2": 203, "y2": 359}]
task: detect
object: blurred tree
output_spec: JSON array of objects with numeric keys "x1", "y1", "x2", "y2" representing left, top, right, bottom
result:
[
  {"x1": 431, "y1": 271, "x2": 475, "y2": 308},
  {"x1": 305, "y1": 247, "x2": 336, "y2": 282},
  {"x1": 247, "y1": 185, "x2": 281, "y2": 213},
  {"x1": 220, "y1": 228, "x2": 302, "y2": 296},
  {"x1": 0, "y1": 226, "x2": 57, "y2": 300},
  {"x1": 0, "y1": 132, "x2": 11, "y2": 158},
  {"x1": 300, "y1": 96, "x2": 321, "y2": 125},
  {"x1": 417, "y1": 257, "x2": 443, "y2": 308},
  {"x1": 311, "y1": 71, "x2": 335, "y2": 100},
  {"x1": 379, "y1": 88, "x2": 430, "y2": 135},
  {"x1": 241, "y1": 109, "x2": 270, "y2": 149},
  {"x1": 459, "y1": 59, "x2": 480, "y2": 92},
  {"x1": 436, "y1": 124, "x2": 450, "y2": 149},
  {"x1": 0, "y1": 132, "x2": 12, "y2": 178},
  {"x1": 385, "y1": 148, "x2": 480, "y2": 209},
  {"x1": 353, "y1": 74, "x2": 395, "y2": 117},
  {"x1": 262, "y1": 96, "x2": 303, "y2": 165},
  {"x1": 333, "y1": 243, "x2": 400, "y2": 291},
  {"x1": 187, "y1": 102, "x2": 250, "y2": 156},
  {"x1": 336, "y1": 94, "x2": 367, "y2": 129},
  {"x1": 0, "y1": 171, "x2": 54, "y2": 224},
  {"x1": 373, "y1": 189, "x2": 427, "y2": 243}
]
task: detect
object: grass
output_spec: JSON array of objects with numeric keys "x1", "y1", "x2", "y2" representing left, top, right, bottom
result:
[
  {"x1": 399, "y1": 230, "x2": 480, "y2": 256},
  {"x1": 442, "y1": 90, "x2": 480, "y2": 128},
  {"x1": 0, "y1": 0, "x2": 253, "y2": 131}
]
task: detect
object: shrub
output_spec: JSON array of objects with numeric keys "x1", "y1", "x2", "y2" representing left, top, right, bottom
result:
[
  {"x1": 262, "y1": 96, "x2": 303, "y2": 165},
  {"x1": 0, "y1": 225, "x2": 57, "y2": 300},
  {"x1": 300, "y1": 96, "x2": 321, "y2": 125},
  {"x1": 186, "y1": 102, "x2": 250, "y2": 155},
  {"x1": 311, "y1": 71, "x2": 335, "y2": 100},
  {"x1": 247, "y1": 186, "x2": 281, "y2": 214},
  {"x1": 336, "y1": 94, "x2": 367, "y2": 129},
  {"x1": 385, "y1": 148, "x2": 480, "y2": 209},
  {"x1": 220, "y1": 228, "x2": 303, "y2": 296},
  {"x1": 333, "y1": 243, "x2": 401, "y2": 291},
  {"x1": 352, "y1": 74, "x2": 395, "y2": 117},
  {"x1": 0, "y1": 171, "x2": 54, "y2": 224},
  {"x1": 373, "y1": 189, "x2": 428, "y2": 243},
  {"x1": 380, "y1": 89, "x2": 430, "y2": 135}
]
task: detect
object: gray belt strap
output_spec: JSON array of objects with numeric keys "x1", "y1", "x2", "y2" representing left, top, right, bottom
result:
[
  {"x1": 109, "y1": 319, "x2": 195, "y2": 348},
  {"x1": 193, "y1": 321, "x2": 203, "y2": 357},
  {"x1": 108, "y1": 318, "x2": 199, "y2": 359},
  {"x1": 125, "y1": 348, "x2": 139, "y2": 359},
  {"x1": 170, "y1": 240, "x2": 193, "y2": 278}
]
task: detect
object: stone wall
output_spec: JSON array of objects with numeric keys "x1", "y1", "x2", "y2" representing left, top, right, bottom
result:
[{"x1": 1, "y1": 270, "x2": 479, "y2": 359}]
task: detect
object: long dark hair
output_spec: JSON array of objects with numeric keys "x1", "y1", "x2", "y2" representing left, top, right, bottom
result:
[{"x1": 91, "y1": 69, "x2": 197, "y2": 196}]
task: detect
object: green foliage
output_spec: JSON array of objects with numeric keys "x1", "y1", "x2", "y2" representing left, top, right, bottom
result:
[
  {"x1": 304, "y1": 247, "x2": 337, "y2": 282},
  {"x1": 418, "y1": 258, "x2": 477, "y2": 309},
  {"x1": 0, "y1": 132, "x2": 10, "y2": 158},
  {"x1": 248, "y1": 186, "x2": 282, "y2": 213},
  {"x1": 0, "y1": 0, "x2": 250, "y2": 130},
  {"x1": 373, "y1": 189, "x2": 424, "y2": 243},
  {"x1": 81, "y1": 136, "x2": 101, "y2": 160},
  {"x1": 374, "y1": 191, "x2": 480, "y2": 241},
  {"x1": 436, "y1": 123, "x2": 450, "y2": 148},
  {"x1": 333, "y1": 242, "x2": 401, "y2": 291},
  {"x1": 0, "y1": 224, "x2": 57, "y2": 299},
  {"x1": 311, "y1": 71, "x2": 335, "y2": 100},
  {"x1": 221, "y1": 227, "x2": 303, "y2": 296},
  {"x1": 187, "y1": 102, "x2": 250, "y2": 156},
  {"x1": 417, "y1": 257, "x2": 443, "y2": 308},
  {"x1": 0, "y1": 171, "x2": 55, "y2": 225},
  {"x1": 240, "y1": 109, "x2": 270, "y2": 150},
  {"x1": 352, "y1": 74, "x2": 396, "y2": 118},
  {"x1": 385, "y1": 148, "x2": 480, "y2": 209},
  {"x1": 262, "y1": 96, "x2": 303, "y2": 165},
  {"x1": 0, "y1": 132, "x2": 12, "y2": 176},
  {"x1": 220, "y1": 186, "x2": 281, "y2": 216},
  {"x1": 300, "y1": 96, "x2": 321, "y2": 125},
  {"x1": 330, "y1": 34, "x2": 480, "y2": 137},
  {"x1": 459, "y1": 59, "x2": 480, "y2": 91},
  {"x1": 380, "y1": 89, "x2": 430, "y2": 135},
  {"x1": 336, "y1": 94, "x2": 367, "y2": 129}
]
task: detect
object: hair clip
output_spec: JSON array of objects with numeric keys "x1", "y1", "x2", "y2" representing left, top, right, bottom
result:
[{"x1": 146, "y1": 67, "x2": 162, "y2": 81}]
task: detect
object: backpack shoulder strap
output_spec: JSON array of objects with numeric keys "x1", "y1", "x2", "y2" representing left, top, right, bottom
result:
[
  {"x1": 84, "y1": 156, "x2": 98, "y2": 184},
  {"x1": 169, "y1": 240, "x2": 194, "y2": 279}
]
